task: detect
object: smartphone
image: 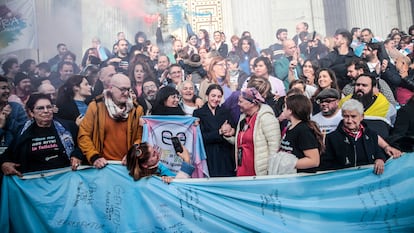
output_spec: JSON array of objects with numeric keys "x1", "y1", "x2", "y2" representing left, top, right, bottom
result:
[{"x1": 171, "y1": 136, "x2": 183, "y2": 153}]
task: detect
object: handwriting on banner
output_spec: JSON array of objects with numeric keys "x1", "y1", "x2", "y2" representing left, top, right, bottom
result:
[
  {"x1": 105, "y1": 185, "x2": 125, "y2": 229},
  {"x1": 357, "y1": 179, "x2": 399, "y2": 230},
  {"x1": 154, "y1": 222, "x2": 185, "y2": 232},
  {"x1": 55, "y1": 219, "x2": 104, "y2": 230},
  {"x1": 260, "y1": 189, "x2": 287, "y2": 226},
  {"x1": 73, "y1": 181, "x2": 97, "y2": 207},
  {"x1": 177, "y1": 187, "x2": 203, "y2": 222}
]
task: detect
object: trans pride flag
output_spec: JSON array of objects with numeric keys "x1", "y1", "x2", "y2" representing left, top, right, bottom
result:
[{"x1": 142, "y1": 115, "x2": 209, "y2": 178}]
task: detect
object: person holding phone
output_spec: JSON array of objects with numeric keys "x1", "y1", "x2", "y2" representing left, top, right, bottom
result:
[{"x1": 125, "y1": 142, "x2": 194, "y2": 183}]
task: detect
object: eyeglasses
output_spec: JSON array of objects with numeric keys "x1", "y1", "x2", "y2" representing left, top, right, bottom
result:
[
  {"x1": 316, "y1": 98, "x2": 337, "y2": 104},
  {"x1": 143, "y1": 84, "x2": 157, "y2": 91},
  {"x1": 214, "y1": 63, "x2": 227, "y2": 68},
  {"x1": 34, "y1": 105, "x2": 54, "y2": 111},
  {"x1": 112, "y1": 85, "x2": 131, "y2": 93}
]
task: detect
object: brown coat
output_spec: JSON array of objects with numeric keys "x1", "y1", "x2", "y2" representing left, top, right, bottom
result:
[{"x1": 78, "y1": 96, "x2": 143, "y2": 163}]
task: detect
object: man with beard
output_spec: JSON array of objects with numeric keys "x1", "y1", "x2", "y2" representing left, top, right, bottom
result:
[
  {"x1": 104, "y1": 39, "x2": 130, "y2": 75},
  {"x1": 339, "y1": 73, "x2": 396, "y2": 138},
  {"x1": 78, "y1": 73, "x2": 143, "y2": 168},
  {"x1": 319, "y1": 29, "x2": 357, "y2": 90},
  {"x1": 361, "y1": 42, "x2": 401, "y2": 93},
  {"x1": 311, "y1": 88, "x2": 342, "y2": 135},
  {"x1": 342, "y1": 58, "x2": 397, "y2": 106},
  {"x1": 11, "y1": 72, "x2": 32, "y2": 106},
  {"x1": 137, "y1": 78, "x2": 159, "y2": 115}
]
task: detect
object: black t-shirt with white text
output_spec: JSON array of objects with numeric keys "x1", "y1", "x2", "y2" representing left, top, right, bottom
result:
[
  {"x1": 280, "y1": 121, "x2": 319, "y2": 173},
  {"x1": 26, "y1": 124, "x2": 69, "y2": 172}
]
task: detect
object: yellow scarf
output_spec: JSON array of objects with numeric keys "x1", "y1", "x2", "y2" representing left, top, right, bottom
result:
[{"x1": 339, "y1": 93, "x2": 389, "y2": 118}]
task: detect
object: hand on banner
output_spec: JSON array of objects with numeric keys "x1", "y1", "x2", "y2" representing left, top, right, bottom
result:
[
  {"x1": 121, "y1": 154, "x2": 127, "y2": 166},
  {"x1": 93, "y1": 157, "x2": 108, "y2": 169},
  {"x1": 1, "y1": 162, "x2": 22, "y2": 177},
  {"x1": 70, "y1": 157, "x2": 82, "y2": 171},
  {"x1": 374, "y1": 159, "x2": 384, "y2": 175},
  {"x1": 161, "y1": 176, "x2": 173, "y2": 184}
]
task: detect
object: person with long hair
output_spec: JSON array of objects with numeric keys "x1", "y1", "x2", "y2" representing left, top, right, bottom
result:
[
  {"x1": 236, "y1": 36, "x2": 259, "y2": 76},
  {"x1": 279, "y1": 94, "x2": 324, "y2": 173},
  {"x1": 193, "y1": 84, "x2": 236, "y2": 177},
  {"x1": 198, "y1": 29, "x2": 211, "y2": 51},
  {"x1": 128, "y1": 62, "x2": 155, "y2": 99},
  {"x1": 301, "y1": 59, "x2": 319, "y2": 97},
  {"x1": 56, "y1": 75, "x2": 91, "y2": 126},
  {"x1": 311, "y1": 68, "x2": 340, "y2": 114},
  {"x1": 126, "y1": 142, "x2": 194, "y2": 183},
  {"x1": 183, "y1": 34, "x2": 199, "y2": 57},
  {"x1": 199, "y1": 56, "x2": 232, "y2": 101}
]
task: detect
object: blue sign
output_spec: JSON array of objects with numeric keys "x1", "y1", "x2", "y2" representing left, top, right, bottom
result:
[{"x1": 1, "y1": 154, "x2": 414, "y2": 232}]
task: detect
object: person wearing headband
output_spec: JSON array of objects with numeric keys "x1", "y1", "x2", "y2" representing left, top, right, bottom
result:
[{"x1": 223, "y1": 87, "x2": 280, "y2": 176}]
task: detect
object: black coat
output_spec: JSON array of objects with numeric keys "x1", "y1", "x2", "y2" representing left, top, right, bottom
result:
[
  {"x1": 56, "y1": 99, "x2": 80, "y2": 122},
  {"x1": 388, "y1": 99, "x2": 414, "y2": 152},
  {"x1": 319, "y1": 48, "x2": 357, "y2": 90},
  {"x1": 319, "y1": 121, "x2": 387, "y2": 171},
  {"x1": 193, "y1": 104, "x2": 235, "y2": 177}
]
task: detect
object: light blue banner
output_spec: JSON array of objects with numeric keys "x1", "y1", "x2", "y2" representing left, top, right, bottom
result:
[{"x1": 1, "y1": 154, "x2": 414, "y2": 233}]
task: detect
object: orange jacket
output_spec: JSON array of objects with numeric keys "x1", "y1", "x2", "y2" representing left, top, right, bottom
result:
[{"x1": 78, "y1": 96, "x2": 143, "y2": 164}]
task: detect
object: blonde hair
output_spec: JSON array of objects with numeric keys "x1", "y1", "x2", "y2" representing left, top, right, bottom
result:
[{"x1": 207, "y1": 56, "x2": 230, "y2": 87}]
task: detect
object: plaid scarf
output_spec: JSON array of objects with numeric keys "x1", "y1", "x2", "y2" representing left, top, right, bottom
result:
[{"x1": 103, "y1": 90, "x2": 134, "y2": 121}]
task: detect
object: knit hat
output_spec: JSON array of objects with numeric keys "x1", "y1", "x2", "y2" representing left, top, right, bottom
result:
[
  {"x1": 241, "y1": 87, "x2": 265, "y2": 104},
  {"x1": 14, "y1": 72, "x2": 30, "y2": 86},
  {"x1": 316, "y1": 88, "x2": 340, "y2": 100}
]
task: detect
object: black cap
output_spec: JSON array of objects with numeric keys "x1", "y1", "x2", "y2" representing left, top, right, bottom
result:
[{"x1": 316, "y1": 88, "x2": 340, "y2": 100}]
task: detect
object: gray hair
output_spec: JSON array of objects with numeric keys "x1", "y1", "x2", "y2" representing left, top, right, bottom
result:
[{"x1": 341, "y1": 99, "x2": 364, "y2": 115}]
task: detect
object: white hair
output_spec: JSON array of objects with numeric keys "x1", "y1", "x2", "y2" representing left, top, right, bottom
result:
[{"x1": 342, "y1": 99, "x2": 364, "y2": 115}]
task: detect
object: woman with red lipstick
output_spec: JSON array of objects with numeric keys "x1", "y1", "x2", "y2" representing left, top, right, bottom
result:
[{"x1": 193, "y1": 84, "x2": 236, "y2": 177}]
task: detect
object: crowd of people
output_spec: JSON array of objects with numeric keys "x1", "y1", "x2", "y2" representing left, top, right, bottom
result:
[{"x1": 1, "y1": 20, "x2": 414, "y2": 183}]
